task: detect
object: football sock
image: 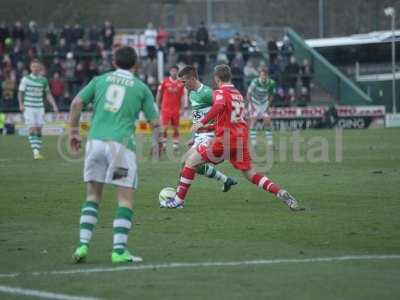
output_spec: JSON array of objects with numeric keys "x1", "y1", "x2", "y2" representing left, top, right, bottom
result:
[
  {"x1": 196, "y1": 164, "x2": 227, "y2": 183},
  {"x1": 112, "y1": 206, "x2": 133, "y2": 255},
  {"x1": 37, "y1": 132, "x2": 42, "y2": 150},
  {"x1": 175, "y1": 166, "x2": 196, "y2": 202},
  {"x1": 79, "y1": 201, "x2": 99, "y2": 246},
  {"x1": 250, "y1": 129, "x2": 257, "y2": 144},
  {"x1": 251, "y1": 173, "x2": 281, "y2": 195},
  {"x1": 28, "y1": 133, "x2": 40, "y2": 152},
  {"x1": 265, "y1": 129, "x2": 273, "y2": 146}
]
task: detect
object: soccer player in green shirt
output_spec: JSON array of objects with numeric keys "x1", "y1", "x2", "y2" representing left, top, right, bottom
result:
[
  {"x1": 18, "y1": 59, "x2": 59, "y2": 159},
  {"x1": 69, "y1": 46, "x2": 161, "y2": 263},
  {"x1": 246, "y1": 68, "x2": 275, "y2": 148}
]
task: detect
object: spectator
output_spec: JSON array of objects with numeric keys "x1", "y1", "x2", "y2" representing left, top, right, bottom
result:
[
  {"x1": 72, "y1": 23, "x2": 84, "y2": 45},
  {"x1": 87, "y1": 60, "x2": 99, "y2": 79},
  {"x1": 73, "y1": 62, "x2": 87, "y2": 94},
  {"x1": 243, "y1": 60, "x2": 258, "y2": 87},
  {"x1": 195, "y1": 21, "x2": 209, "y2": 46},
  {"x1": 101, "y1": 20, "x2": 114, "y2": 50},
  {"x1": 61, "y1": 24, "x2": 73, "y2": 48},
  {"x1": 48, "y1": 57, "x2": 63, "y2": 76},
  {"x1": 240, "y1": 36, "x2": 252, "y2": 62},
  {"x1": 288, "y1": 88, "x2": 296, "y2": 106},
  {"x1": 11, "y1": 21, "x2": 25, "y2": 42},
  {"x1": 207, "y1": 35, "x2": 219, "y2": 64},
  {"x1": 268, "y1": 39, "x2": 279, "y2": 62},
  {"x1": 193, "y1": 40, "x2": 207, "y2": 76},
  {"x1": 88, "y1": 25, "x2": 100, "y2": 44},
  {"x1": 41, "y1": 38, "x2": 55, "y2": 67},
  {"x1": 156, "y1": 27, "x2": 168, "y2": 49},
  {"x1": 46, "y1": 23, "x2": 58, "y2": 46},
  {"x1": 143, "y1": 57, "x2": 158, "y2": 82},
  {"x1": 98, "y1": 52, "x2": 112, "y2": 74},
  {"x1": 300, "y1": 58, "x2": 313, "y2": 91},
  {"x1": 144, "y1": 22, "x2": 157, "y2": 60},
  {"x1": 298, "y1": 86, "x2": 310, "y2": 106},
  {"x1": 0, "y1": 22, "x2": 10, "y2": 48},
  {"x1": 227, "y1": 39, "x2": 236, "y2": 65},
  {"x1": 284, "y1": 55, "x2": 299, "y2": 89},
  {"x1": 64, "y1": 52, "x2": 76, "y2": 94},
  {"x1": 26, "y1": 21, "x2": 39, "y2": 46},
  {"x1": 1, "y1": 71, "x2": 16, "y2": 109},
  {"x1": 280, "y1": 35, "x2": 294, "y2": 66},
  {"x1": 56, "y1": 38, "x2": 69, "y2": 59},
  {"x1": 50, "y1": 72, "x2": 65, "y2": 104},
  {"x1": 268, "y1": 57, "x2": 281, "y2": 82}
]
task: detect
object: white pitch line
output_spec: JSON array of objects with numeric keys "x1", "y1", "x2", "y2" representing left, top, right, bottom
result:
[
  {"x1": 0, "y1": 285, "x2": 105, "y2": 300},
  {"x1": 0, "y1": 255, "x2": 400, "y2": 279}
]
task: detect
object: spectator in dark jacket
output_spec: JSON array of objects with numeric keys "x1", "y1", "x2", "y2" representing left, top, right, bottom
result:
[{"x1": 195, "y1": 22, "x2": 209, "y2": 46}]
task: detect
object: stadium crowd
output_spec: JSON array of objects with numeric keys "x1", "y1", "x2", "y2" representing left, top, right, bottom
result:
[{"x1": 0, "y1": 20, "x2": 314, "y2": 112}]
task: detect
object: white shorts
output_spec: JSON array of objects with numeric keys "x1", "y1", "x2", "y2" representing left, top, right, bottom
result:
[
  {"x1": 251, "y1": 102, "x2": 269, "y2": 119},
  {"x1": 24, "y1": 108, "x2": 45, "y2": 127},
  {"x1": 192, "y1": 132, "x2": 214, "y2": 148},
  {"x1": 84, "y1": 140, "x2": 138, "y2": 189}
]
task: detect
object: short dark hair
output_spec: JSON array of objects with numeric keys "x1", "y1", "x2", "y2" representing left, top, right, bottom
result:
[
  {"x1": 30, "y1": 59, "x2": 41, "y2": 65},
  {"x1": 259, "y1": 67, "x2": 268, "y2": 74},
  {"x1": 170, "y1": 65, "x2": 179, "y2": 71},
  {"x1": 114, "y1": 46, "x2": 138, "y2": 70},
  {"x1": 214, "y1": 64, "x2": 232, "y2": 82},
  {"x1": 178, "y1": 65, "x2": 198, "y2": 79}
]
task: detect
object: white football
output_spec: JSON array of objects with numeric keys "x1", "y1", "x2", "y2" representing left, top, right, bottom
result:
[{"x1": 159, "y1": 187, "x2": 176, "y2": 203}]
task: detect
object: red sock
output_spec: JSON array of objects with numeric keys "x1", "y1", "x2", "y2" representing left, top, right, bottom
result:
[
  {"x1": 176, "y1": 166, "x2": 196, "y2": 202},
  {"x1": 251, "y1": 173, "x2": 281, "y2": 195}
]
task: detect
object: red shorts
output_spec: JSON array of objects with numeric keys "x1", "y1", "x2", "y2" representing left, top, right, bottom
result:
[
  {"x1": 161, "y1": 111, "x2": 180, "y2": 127},
  {"x1": 196, "y1": 138, "x2": 252, "y2": 171}
]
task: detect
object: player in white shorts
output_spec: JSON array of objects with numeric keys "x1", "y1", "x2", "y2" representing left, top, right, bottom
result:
[
  {"x1": 246, "y1": 68, "x2": 276, "y2": 148},
  {"x1": 18, "y1": 59, "x2": 59, "y2": 159}
]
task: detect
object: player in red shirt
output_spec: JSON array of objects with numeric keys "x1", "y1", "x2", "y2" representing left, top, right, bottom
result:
[
  {"x1": 160, "y1": 64, "x2": 303, "y2": 210},
  {"x1": 156, "y1": 65, "x2": 186, "y2": 152}
]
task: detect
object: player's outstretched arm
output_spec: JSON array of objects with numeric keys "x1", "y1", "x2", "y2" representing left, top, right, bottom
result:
[{"x1": 69, "y1": 96, "x2": 84, "y2": 152}]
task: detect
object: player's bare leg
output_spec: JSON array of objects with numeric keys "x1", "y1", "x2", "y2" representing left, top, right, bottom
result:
[
  {"x1": 172, "y1": 125, "x2": 180, "y2": 152},
  {"x1": 249, "y1": 113, "x2": 258, "y2": 146},
  {"x1": 161, "y1": 125, "x2": 168, "y2": 155},
  {"x1": 111, "y1": 186, "x2": 142, "y2": 263},
  {"x1": 160, "y1": 149, "x2": 205, "y2": 208},
  {"x1": 184, "y1": 146, "x2": 237, "y2": 192},
  {"x1": 263, "y1": 116, "x2": 273, "y2": 150},
  {"x1": 73, "y1": 181, "x2": 103, "y2": 263},
  {"x1": 242, "y1": 169, "x2": 304, "y2": 211}
]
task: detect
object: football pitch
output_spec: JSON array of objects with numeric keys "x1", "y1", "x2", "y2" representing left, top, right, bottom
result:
[{"x1": 0, "y1": 129, "x2": 400, "y2": 300}]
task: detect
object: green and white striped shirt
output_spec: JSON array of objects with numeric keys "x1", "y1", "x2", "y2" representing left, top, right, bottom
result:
[{"x1": 18, "y1": 74, "x2": 50, "y2": 109}]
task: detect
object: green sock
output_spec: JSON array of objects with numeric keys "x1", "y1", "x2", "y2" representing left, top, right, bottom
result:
[
  {"x1": 28, "y1": 133, "x2": 40, "y2": 151},
  {"x1": 196, "y1": 164, "x2": 227, "y2": 183},
  {"x1": 79, "y1": 201, "x2": 99, "y2": 246},
  {"x1": 113, "y1": 206, "x2": 133, "y2": 254},
  {"x1": 250, "y1": 129, "x2": 257, "y2": 143}
]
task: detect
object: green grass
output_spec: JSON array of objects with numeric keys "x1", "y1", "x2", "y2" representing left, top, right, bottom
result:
[{"x1": 0, "y1": 129, "x2": 400, "y2": 299}]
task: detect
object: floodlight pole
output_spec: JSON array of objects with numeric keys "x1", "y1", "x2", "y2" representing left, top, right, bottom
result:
[{"x1": 391, "y1": 9, "x2": 397, "y2": 113}]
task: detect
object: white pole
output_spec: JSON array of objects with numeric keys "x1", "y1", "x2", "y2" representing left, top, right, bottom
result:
[
  {"x1": 392, "y1": 11, "x2": 397, "y2": 113},
  {"x1": 319, "y1": 0, "x2": 324, "y2": 38},
  {"x1": 157, "y1": 50, "x2": 164, "y2": 84}
]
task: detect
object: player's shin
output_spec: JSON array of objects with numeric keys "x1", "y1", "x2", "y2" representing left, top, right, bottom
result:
[
  {"x1": 175, "y1": 166, "x2": 196, "y2": 203},
  {"x1": 79, "y1": 201, "x2": 99, "y2": 246},
  {"x1": 112, "y1": 206, "x2": 133, "y2": 254},
  {"x1": 196, "y1": 164, "x2": 227, "y2": 183},
  {"x1": 250, "y1": 173, "x2": 281, "y2": 195}
]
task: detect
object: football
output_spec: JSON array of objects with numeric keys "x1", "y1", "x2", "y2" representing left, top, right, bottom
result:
[{"x1": 159, "y1": 187, "x2": 176, "y2": 203}]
